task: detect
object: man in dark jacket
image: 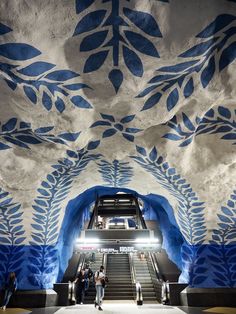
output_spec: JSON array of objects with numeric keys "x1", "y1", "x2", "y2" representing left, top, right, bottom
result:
[{"x1": 1, "y1": 272, "x2": 17, "y2": 310}]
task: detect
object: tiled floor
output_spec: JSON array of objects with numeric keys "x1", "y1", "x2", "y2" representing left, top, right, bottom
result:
[{"x1": 0, "y1": 304, "x2": 235, "y2": 314}]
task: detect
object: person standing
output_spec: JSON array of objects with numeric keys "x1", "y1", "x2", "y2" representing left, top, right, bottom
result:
[
  {"x1": 94, "y1": 265, "x2": 105, "y2": 311},
  {"x1": 1, "y1": 272, "x2": 17, "y2": 310},
  {"x1": 75, "y1": 269, "x2": 85, "y2": 304},
  {"x1": 84, "y1": 264, "x2": 93, "y2": 293}
]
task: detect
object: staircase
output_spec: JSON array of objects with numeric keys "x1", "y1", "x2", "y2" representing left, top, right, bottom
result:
[
  {"x1": 104, "y1": 254, "x2": 134, "y2": 300},
  {"x1": 133, "y1": 253, "x2": 158, "y2": 302},
  {"x1": 84, "y1": 252, "x2": 104, "y2": 304}
]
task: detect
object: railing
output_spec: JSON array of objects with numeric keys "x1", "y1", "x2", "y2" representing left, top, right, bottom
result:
[
  {"x1": 69, "y1": 253, "x2": 86, "y2": 304},
  {"x1": 102, "y1": 253, "x2": 107, "y2": 272},
  {"x1": 129, "y1": 253, "x2": 143, "y2": 305},
  {"x1": 149, "y1": 252, "x2": 161, "y2": 280},
  {"x1": 147, "y1": 252, "x2": 162, "y2": 302}
]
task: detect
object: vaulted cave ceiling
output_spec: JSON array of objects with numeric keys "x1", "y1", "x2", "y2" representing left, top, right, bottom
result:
[{"x1": 0, "y1": 0, "x2": 236, "y2": 251}]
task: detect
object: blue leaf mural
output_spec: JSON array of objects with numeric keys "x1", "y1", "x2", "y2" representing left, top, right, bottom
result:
[
  {"x1": 0, "y1": 24, "x2": 93, "y2": 113},
  {"x1": 98, "y1": 159, "x2": 133, "y2": 187},
  {"x1": 90, "y1": 113, "x2": 142, "y2": 142},
  {"x1": 163, "y1": 106, "x2": 236, "y2": 147},
  {"x1": 208, "y1": 189, "x2": 236, "y2": 287},
  {"x1": 73, "y1": 0, "x2": 162, "y2": 92},
  {"x1": 0, "y1": 188, "x2": 25, "y2": 287},
  {"x1": 28, "y1": 147, "x2": 101, "y2": 288},
  {"x1": 130, "y1": 145, "x2": 207, "y2": 245},
  {"x1": 0, "y1": 118, "x2": 80, "y2": 151},
  {"x1": 138, "y1": 14, "x2": 236, "y2": 111}
]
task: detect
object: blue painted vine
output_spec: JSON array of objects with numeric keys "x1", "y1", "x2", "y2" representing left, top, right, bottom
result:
[
  {"x1": 74, "y1": 0, "x2": 165, "y2": 92},
  {"x1": 28, "y1": 141, "x2": 101, "y2": 288},
  {"x1": 130, "y1": 145, "x2": 207, "y2": 244},
  {"x1": 138, "y1": 14, "x2": 236, "y2": 111},
  {"x1": 208, "y1": 189, "x2": 236, "y2": 287},
  {"x1": 90, "y1": 113, "x2": 142, "y2": 142},
  {"x1": 0, "y1": 118, "x2": 80, "y2": 150},
  {"x1": 0, "y1": 23, "x2": 92, "y2": 112},
  {"x1": 98, "y1": 159, "x2": 133, "y2": 187},
  {"x1": 163, "y1": 106, "x2": 236, "y2": 147},
  {"x1": 0, "y1": 188, "x2": 25, "y2": 287}
]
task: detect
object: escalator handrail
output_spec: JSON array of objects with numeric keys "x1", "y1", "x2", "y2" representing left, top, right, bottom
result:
[
  {"x1": 102, "y1": 253, "x2": 107, "y2": 273},
  {"x1": 129, "y1": 253, "x2": 136, "y2": 284},
  {"x1": 70, "y1": 253, "x2": 86, "y2": 303},
  {"x1": 129, "y1": 253, "x2": 143, "y2": 304},
  {"x1": 149, "y1": 252, "x2": 161, "y2": 281}
]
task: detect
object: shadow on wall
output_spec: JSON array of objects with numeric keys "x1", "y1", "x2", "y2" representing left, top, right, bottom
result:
[{"x1": 57, "y1": 186, "x2": 183, "y2": 283}]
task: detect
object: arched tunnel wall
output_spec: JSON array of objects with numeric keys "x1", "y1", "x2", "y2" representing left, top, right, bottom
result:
[{"x1": 1, "y1": 184, "x2": 236, "y2": 290}]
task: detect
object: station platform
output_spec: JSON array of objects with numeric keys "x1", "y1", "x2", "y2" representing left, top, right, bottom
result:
[{"x1": 0, "y1": 304, "x2": 235, "y2": 314}]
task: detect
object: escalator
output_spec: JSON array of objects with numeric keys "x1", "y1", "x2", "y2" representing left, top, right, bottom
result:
[
  {"x1": 61, "y1": 193, "x2": 180, "y2": 305},
  {"x1": 133, "y1": 252, "x2": 158, "y2": 302},
  {"x1": 105, "y1": 254, "x2": 133, "y2": 300}
]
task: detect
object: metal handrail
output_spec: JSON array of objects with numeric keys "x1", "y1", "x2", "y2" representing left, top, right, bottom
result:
[
  {"x1": 102, "y1": 253, "x2": 107, "y2": 273},
  {"x1": 149, "y1": 252, "x2": 161, "y2": 281},
  {"x1": 129, "y1": 253, "x2": 143, "y2": 305},
  {"x1": 70, "y1": 253, "x2": 86, "y2": 303}
]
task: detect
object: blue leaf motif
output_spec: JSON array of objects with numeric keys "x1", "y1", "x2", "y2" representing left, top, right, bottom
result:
[
  {"x1": 84, "y1": 50, "x2": 109, "y2": 73},
  {"x1": 0, "y1": 43, "x2": 41, "y2": 60},
  {"x1": 125, "y1": 128, "x2": 141, "y2": 133},
  {"x1": 73, "y1": 10, "x2": 107, "y2": 36},
  {"x1": 201, "y1": 56, "x2": 215, "y2": 88},
  {"x1": 149, "y1": 147, "x2": 157, "y2": 161},
  {"x1": 179, "y1": 38, "x2": 218, "y2": 57},
  {"x1": 163, "y1": 133, "x2": 182, "y2": 141},
  {"x1": 2, "y1": 118, "x2": 17, "y2": 132},
  {"x1": 35, "y1": 126, "x2": 54, "y2": 133},
  {"x1": 123, "y1": 8, "x2": 162, "y2": 37},
  {"x1": 17, "y1": 62, "x2": 55, "y2": 76},
  {"x1": 0, "y1": 23, "x2": 12, "y2": 35},
  {"x1": 182, "y1": 113, "x2": 195, "y2": 131},
  {"x1": 197, "y1": 14, "x2": 236, "y2": 38},
  {"x1": 71, "y1": 95, "x2": 92, "y2": 109},
  {"x1": 123, "y1": 46, "x2": 143, "y2": 77},
  {"x1": 55, "y1": 97, "x2": 65, "y2": 113},
  {"x1": 42, "y1": 92, "x2": 52, "y2": 111},
  {"x1": 193, "y1": 276, "x2": 207, "y2": 285},
  {"x1": 136, "y1": 145, "x2": 147, "y2": 156},
  {"x1": 23, "y1": 86, "x2": 37, "y2": 104},
  {"x1": 219, "y1": 42, "x2": 236, "y2": 71},
  {"x1": 141, "y1": 92, "x2": 162, "y2": 111},
  {"x1": 76, "y1": 0, "x2": 95, "y2": 14},
  {"x1": 122, "y1": 133, "x2": 134, "y2": 142},
  {"x1": 167, "y1": 88, "x2": 179, "y2": 111},
  {"x1": 108, "y1": 69, "x2": 123, "y2": 93},
  {"x1": 184, "y1": 77, "x2": 194, "y2": 98},
  {"x1": 80, "y1": 31, "x2": 108, "y2": 51},
  {"x1": 120, "y1": 115, "x2": 135, "y2": 124},
  {"x1": 221, "y1": 133, "x2": 236, "y2": 140},
  {"x1": 0, "y1": 142, "x2": 11, "y2": 150},
  {"x1": 217, "y1": 214, "x2": 232, "y2": 223},
  {"x1": 124, "y1": 31, "x2": 159, "y2": 57},
  {"x1": 100, "y1": 113, "x2": 115, "y2": 122},
  {"x1": 58, "y1": 132, "x2": 80, "y2": 142},
  {"x1": 103, "y1": 128, "x2": 117, "y2": 138},
  {"x1": 15, "y1": 135, "x2": 41, "y2": 144},
  {"x1": 179, "y1": 138, "x2": 193, "y2": 147},
  {"x1": 136, "y1": 85, "x2": 158, "y2": 98},
  {"x1": 218, "y1": 106, "x2": 231, "y2": 119},
  {"x1": 4, "y1": 79, "x2": 17, "y2": 91},
  {"x1": 45, "y1": 70, "x2": 79, "y2": 81},
  {"x1": 87, "y1": 140, "x2": 100, "y2": 150}
]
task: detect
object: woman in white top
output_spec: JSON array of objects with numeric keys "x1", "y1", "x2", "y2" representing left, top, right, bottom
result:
[{"x1": 94, "y1": 265, "x2": 105, "y2": 311}]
